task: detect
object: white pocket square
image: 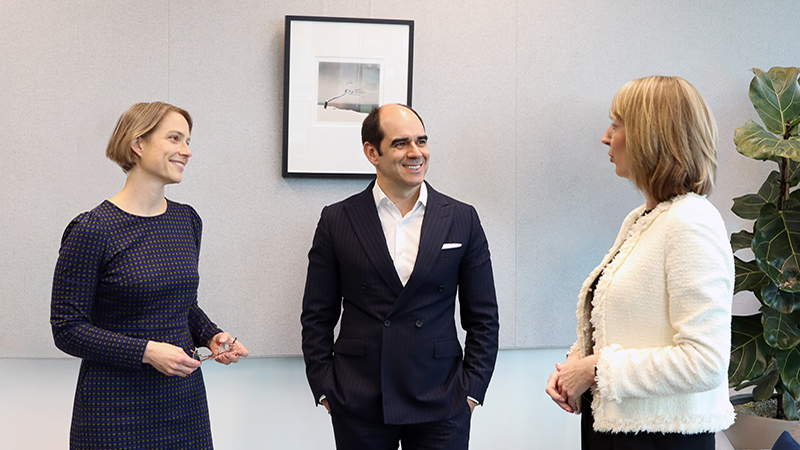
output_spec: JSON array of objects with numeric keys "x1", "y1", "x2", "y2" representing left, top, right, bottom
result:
[{"x1": 442, "y1": 243, "x2": 462, "y2": 250}]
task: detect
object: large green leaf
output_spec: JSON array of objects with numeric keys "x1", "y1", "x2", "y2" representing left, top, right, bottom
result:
[
  {"x1": 762, "y1": 281, "x2": 800, "y2": 314},
  {"x1": 783, "y1": 389, "x2": 800, "y2": 420},
  {"x1": 731, "y1": 230, "x2": 755, "y2": 252},
  {"x1": 790, "y1": 159, "x2": 800, "y2": 186},
  {"x1": 735, "y1": 256, "x2": 769, "y2": 294},
  {"x1": 731, "y1": 171, "x2": 781, "y2": 219},
  {"x1": 749, "y1": 67, "x2": 800, "y2": 136},
  {"x1": 776, "y1": 347, "x2": 800, "y2": 400},
  {"x1": 730, "y1": 314, "x2": 772, "y2": 386},
  {"x1": 753, "y1": 200, "x2": 800, "y2": 292},
  {"x1": 734, "y1": 363, "x2": 777, "y2": 391},
  {"x1": 734, "y1": 120, "x2": 800, "y2": 162},
  {"x1": 753, "y1": 370, "x2": 781, "y2": 401},
  {"x1": 762, "y1": 305, "x2": 800, "y2": 349}
]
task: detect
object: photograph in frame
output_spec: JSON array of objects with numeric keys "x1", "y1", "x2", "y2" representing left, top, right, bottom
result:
[
  {"x1": 315, "y1": 58, "x2": 382, "y2": 125},
  {"x1": 282, "y1": 16, "x2": 414, "y2": 178}
]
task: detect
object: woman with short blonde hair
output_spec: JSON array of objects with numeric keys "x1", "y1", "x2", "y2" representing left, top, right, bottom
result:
[
  {"x1": 609, "y1": 76, "x2": 718, "y2": 203},
  {"x1": 546, "y1": 76, "x2": 734, "y2": 450},
  {"x1": 105, "y1": 101, "x2": 193, "y2": 172},
  {"x1": 52, "y1": 102, "x2": 248, "y2": 449}
]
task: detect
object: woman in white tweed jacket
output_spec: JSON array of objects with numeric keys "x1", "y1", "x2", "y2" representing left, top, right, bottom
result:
[{"x1": 545, "y1": 76, "x2": 735, "y2": 450}]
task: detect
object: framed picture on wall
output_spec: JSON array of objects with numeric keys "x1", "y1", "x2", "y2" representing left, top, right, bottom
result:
[{"x1": 282, "y1": 15, "x2": 414, "y2": 178}]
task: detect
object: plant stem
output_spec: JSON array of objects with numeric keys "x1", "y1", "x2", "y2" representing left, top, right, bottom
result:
[
  {"x1": 778, "y1": 119, "x2": 794, "y2": 211},
  {"x1": 778, "y1": 393, "x2": 786, "y2": 420},
  {"x1": 779, "y1": 157, "x2": 788, "y2": 211}
]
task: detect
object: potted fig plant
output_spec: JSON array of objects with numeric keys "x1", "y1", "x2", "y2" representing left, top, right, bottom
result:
[{"x1": 727, "y1": 66, "x2": 800, "y2": 447}]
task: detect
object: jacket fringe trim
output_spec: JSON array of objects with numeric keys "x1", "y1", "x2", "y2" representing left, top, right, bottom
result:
[{"x1": 591, "y1": 410, "x2": 735, "y2": 434}]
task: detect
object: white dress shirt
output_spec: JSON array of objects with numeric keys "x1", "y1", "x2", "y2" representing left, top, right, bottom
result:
[{"x1": 372, "y1": 182, "x2": 427, "y2": 285}]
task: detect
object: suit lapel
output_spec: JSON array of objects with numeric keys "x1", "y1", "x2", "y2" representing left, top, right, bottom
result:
[
  {"x1": 396, "y1": 183, "x2": 453, "y2": 305},
  {"x1": 344, "y1": 182, "x2": 404, "y2": 296}
]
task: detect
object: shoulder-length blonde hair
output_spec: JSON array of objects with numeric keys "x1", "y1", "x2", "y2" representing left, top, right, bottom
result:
[
  {"x1": 106, "y1": 102, "x2": 192, "y2": 172},
  {"x1": 610, "y1": 76, "x2": 717, "y2": 203}
]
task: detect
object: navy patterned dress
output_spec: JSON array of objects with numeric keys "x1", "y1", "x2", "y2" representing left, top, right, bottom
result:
[{"x1": 51, "y1": 199, "x2": 222, "y2": 450}]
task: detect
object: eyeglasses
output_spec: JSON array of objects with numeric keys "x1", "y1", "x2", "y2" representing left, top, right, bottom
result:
[{"x1": 191, "y1": 337, "x2": 238, "y2": 362}]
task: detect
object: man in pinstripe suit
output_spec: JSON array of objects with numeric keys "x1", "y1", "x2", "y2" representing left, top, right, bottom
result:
[{"x1": 301, "y1": 104, "x2": 499, "y2": 449}]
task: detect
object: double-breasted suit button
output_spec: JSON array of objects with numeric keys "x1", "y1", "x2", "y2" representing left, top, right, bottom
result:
[
  {"x1": 384, "y1": 319, "x2": 391, "y2": 327},
  {"x1": 361, "y1": 282, "x2": 367, "y2": 290},
  {"x1": 438, "y1": 285, "x2": 445, "y2": 292},
  {"x1": 415, "y1": 320, "x2": 423, "y2": 328}
]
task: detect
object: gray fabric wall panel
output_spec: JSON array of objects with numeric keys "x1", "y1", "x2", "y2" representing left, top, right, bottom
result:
[{"x1": 0, "y1": 0, "x2": 793, "y2": 357}]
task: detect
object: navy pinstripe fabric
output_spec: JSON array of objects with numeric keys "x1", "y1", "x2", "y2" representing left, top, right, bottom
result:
[
  {"x1": 51, "y1": 199, "x2": 221, "y2": 449},
  {"x1": 302, "y1": 182, "x2": 499, "y2": 426}
]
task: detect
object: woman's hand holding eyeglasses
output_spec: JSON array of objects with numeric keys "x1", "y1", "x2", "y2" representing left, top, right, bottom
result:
[
  {"x1": 143, "y1": 341, "x2": 201, "y2": 377},
  {"x1": 206, "y1": 332, "x2": 249, "y2": 365}
]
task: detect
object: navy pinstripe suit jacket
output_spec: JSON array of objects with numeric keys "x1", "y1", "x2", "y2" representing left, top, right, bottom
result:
[{"x1": 301, "y1": 181, "x2": 499, "y2": 425}]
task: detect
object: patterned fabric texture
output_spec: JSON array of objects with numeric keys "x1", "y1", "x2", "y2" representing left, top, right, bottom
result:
[
  {"x1": 51, "y1": 199, "x2": 222, "y2": 449},
  {"x1": 571, "y1": 193, "x2": 734, "y2": 434}
]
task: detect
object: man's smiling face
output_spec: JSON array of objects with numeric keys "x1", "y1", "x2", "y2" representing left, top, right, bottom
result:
[{"x1": 370, "y1": 104, "x2": 429, "y2": 196}]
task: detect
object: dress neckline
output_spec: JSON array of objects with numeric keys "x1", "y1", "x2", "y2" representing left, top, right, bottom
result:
[{"x1": 104, "y1": 199, "x2": 170, "y2": 218}]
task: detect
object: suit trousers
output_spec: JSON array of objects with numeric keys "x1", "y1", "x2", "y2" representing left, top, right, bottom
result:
[
  {"x1": 331, "y1": 401, "x2": 472, "y2": 450},
  {"x1": 580, "y1": 391, "x2": 714, "y2": 450}
]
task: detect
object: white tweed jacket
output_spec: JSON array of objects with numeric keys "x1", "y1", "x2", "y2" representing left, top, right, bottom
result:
[{"x1": 571, "y1": 193, "x2": 735, "y2": 434}]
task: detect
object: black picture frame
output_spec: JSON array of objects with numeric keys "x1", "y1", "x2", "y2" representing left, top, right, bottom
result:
[{"x1": 282, "y1": 15, "x2": 414, "y2": 178}]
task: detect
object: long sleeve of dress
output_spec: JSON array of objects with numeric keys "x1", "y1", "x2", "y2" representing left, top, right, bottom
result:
[
  {"x1": 186, "y1": 210, "x2": 222, "y2": 347},
  {"x1": 51, "y1": 213, "x2": 149, "y2": 371}
]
